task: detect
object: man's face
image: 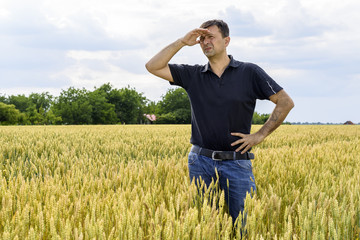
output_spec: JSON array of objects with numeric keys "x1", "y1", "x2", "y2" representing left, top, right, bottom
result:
[{"x1": 199, "y1": 25, "x2": 229, "y2": 57}]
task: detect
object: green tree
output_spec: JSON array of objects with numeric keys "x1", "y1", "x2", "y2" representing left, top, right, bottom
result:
[
  {"x1": 0, "y1": 102, "x2": 25, "y2": 125},
  {"x1": 95, "y1": 83, "x2": 113, "y2": 99},
  {"x1": 108, "y1": 86, "x2": 146, "y2": 124},
  {"x1": 29, "y1": 92, "x2": 53, "y2": 112},
  {"x1": 88, "y1": 89, "x2": 117, "y2": 124},
  {"x1": 7, "y1": 94, "x2": 32, "y2": 112},
  {"x1": 26, "y1": 105, "x2": 44, "y2": 125},
  {"x1": 252, "y1": 112, "x2": 270, "y2": 124},
  {"x1": 0, "y1": 94, "x2": 6, "y2": 103},
  {"x1": 4, "y1": 93, "x2": 57, "y2": 125},
  {"x1": 143, "y1": 100, "x2": 158, "y2": 115},
  {"x1": 156, "y1": 112, "x2": 177, "y2": 124},
  {"x1": 44, "y1": 109, "x2": 62, "y2": 125},
  {"x1": 52, "y1": 87, "x2": 92, "y2": 124},
  {"x1": 157, "y1": 88, "x2": 191, "y2": 124}
]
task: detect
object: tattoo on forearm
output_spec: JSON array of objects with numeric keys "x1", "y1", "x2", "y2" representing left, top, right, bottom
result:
[{"x1": 270, "y1": 110, "x2": 281, "y2": 122}]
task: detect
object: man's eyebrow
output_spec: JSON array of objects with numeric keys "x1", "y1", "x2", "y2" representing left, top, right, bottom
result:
[{"x1": 201, "y1": 33, "x2": 214, "y2": 37}]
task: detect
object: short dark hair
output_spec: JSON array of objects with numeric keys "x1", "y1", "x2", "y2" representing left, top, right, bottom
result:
[{"x1": 200, "y1": 19, "x2": 229, "y2": 38}]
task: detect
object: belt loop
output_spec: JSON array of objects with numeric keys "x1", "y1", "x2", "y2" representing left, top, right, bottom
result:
[
  {"x1": 192, "y1": 145, "x2": 202, "y2": 154},
  {"x1": 233, "y1": 151, "x2": 236, "y2": 160}
]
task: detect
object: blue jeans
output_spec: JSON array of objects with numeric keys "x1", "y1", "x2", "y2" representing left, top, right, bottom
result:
[{"x1": 188, "y1": 147, "x2": 256, "y2": 224}]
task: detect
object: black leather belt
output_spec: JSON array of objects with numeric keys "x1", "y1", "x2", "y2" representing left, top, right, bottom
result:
[{"x1": 191, "y1": 145, "x2": 254, "y2": 161}]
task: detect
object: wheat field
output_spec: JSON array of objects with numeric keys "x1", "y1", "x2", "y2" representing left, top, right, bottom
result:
[{"x1": 0, "y1": 125, "x2": 359, "y2": 239}]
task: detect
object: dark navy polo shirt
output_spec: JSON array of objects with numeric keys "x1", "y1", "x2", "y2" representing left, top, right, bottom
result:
[{"x1": 169, "y1": 55, "x2": 283, "y2": 151}]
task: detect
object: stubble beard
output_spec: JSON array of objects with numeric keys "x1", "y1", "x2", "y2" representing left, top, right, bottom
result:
[
  {"x1": 202, "y1": 46, "x2": 215, "y2": 58},
  {"x1": 204, "y1": 52, "x2": 215, "y2": 58}
]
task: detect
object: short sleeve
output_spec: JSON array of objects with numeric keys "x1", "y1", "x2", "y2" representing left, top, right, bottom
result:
[
  {"x1": 250, "y1": 63, "x2": 283, "y2": 100},
  {"x1": 168, "y1": 64, "x2": 198, "y2": 90}
]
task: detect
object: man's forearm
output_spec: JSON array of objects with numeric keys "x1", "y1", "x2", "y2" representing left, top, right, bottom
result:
[
  {"x1": 145, "y1": 28, "x2": 210, "y2": 80},
  {"x1": 145, "y1": 39, "x2": 185, "y2": 72},
  {"x1": 257, "y1": 97, "x2": 294, "y2": 138},
  {"x1": 231, "y1": 90, "x2": 294, "y2": 153}
]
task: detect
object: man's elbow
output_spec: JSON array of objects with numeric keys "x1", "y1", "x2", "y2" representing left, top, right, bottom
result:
[
  {"x1": 285, "y1": 96, "x2": 295, "y2": 110},
  {"x1": 277, "y1": 90, "x2": 294, "y2": 110},
  {"x1": 145, "y1": 62, "x2": 153, "y2": 73},
  {"x1": 145, "y1": 62, "x2": 161, "y2": 76},
  {"x1": 277, "y1": 94, "x2": 294, "y2": 112}
]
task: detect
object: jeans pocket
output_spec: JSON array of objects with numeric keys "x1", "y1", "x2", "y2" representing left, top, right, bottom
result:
[
  {"x1": 234, "y1": 160, "x2": 252, "y2": 170},
  {"x1": 188, "y1": 152, "x2": 198, "y2": 165}
]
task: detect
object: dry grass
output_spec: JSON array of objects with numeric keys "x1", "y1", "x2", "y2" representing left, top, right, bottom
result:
[{"x1": 0, "y1": 125, "x2": 359, "y2": 239}]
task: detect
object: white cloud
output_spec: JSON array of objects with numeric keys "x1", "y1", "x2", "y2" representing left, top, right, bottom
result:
[
  {"x1": 219, "y1": 7, "x2": 272, "y2": 37},
  {"x1": 0, "y1": 0, "x2": 360, "y2": 123},
  {"x1": 52, "y1": 51, "x2": 172, "y2": 101},
  {"x1": 0, "y1": 8, "x2": 10, "y2": 18}
]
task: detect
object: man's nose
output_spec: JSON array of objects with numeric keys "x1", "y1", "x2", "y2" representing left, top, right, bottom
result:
[{"x1": 203, "y1": 37, "x2": 211, "y2": 45}]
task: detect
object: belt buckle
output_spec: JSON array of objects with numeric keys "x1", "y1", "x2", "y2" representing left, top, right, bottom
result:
[{"x1": 211, "y1": 151, "x2": 223, "y2": 161}]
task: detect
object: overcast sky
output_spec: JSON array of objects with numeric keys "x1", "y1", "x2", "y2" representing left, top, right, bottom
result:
[{"x1": 0, "y1": 0, "x2": 359, "y2": 123}]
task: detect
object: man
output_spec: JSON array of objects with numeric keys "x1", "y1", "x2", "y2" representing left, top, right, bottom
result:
[{"x1": 145, "y1": 20, "x2": 294, "y2": 225}]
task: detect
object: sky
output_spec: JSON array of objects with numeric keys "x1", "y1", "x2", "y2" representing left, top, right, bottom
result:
[{"x1": 0, "y1": 0, "x2": 359, "y2": 123}]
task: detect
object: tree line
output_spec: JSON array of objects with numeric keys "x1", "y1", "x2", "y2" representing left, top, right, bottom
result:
[{"x1": 0, "y1": 83, "x2": 270, "y2": 125}]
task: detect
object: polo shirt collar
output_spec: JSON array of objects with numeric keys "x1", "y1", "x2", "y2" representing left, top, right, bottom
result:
[{"x1": 201, "y1": 55, "x2": 241, "y2": 73}]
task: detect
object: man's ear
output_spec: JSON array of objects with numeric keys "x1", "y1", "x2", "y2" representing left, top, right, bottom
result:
[{"x1": 225, "y1": 36, "x2": 230, "y2": 47}]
